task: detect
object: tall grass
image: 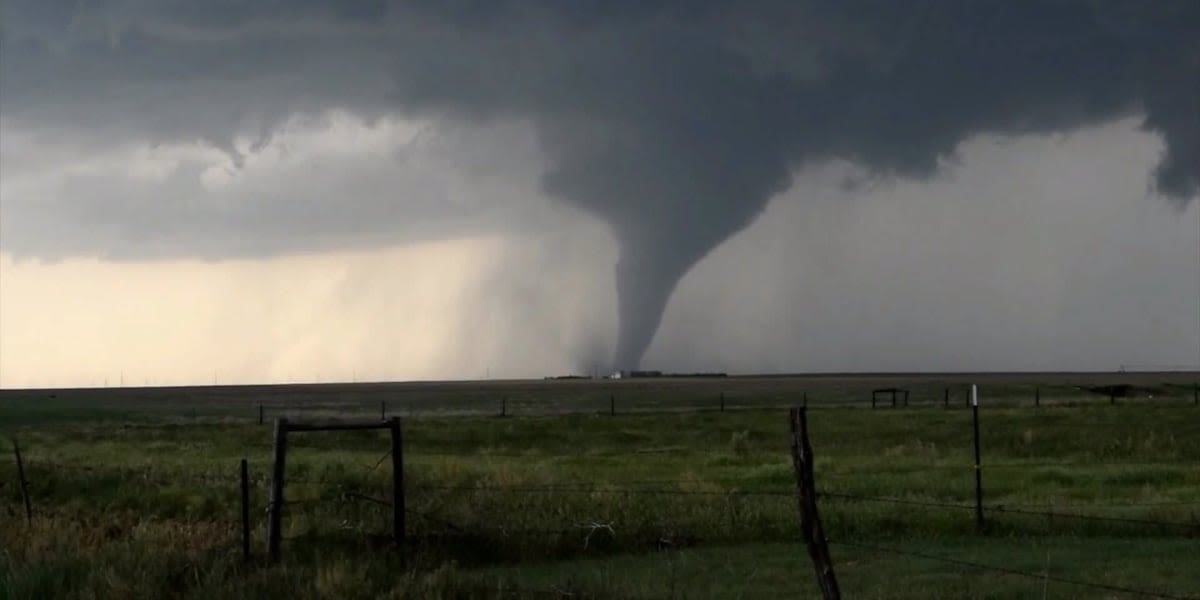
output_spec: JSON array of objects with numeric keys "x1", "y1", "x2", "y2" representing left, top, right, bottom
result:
[{"x1": 3, "y1": 399, "x2": 1198, "y2": 598}]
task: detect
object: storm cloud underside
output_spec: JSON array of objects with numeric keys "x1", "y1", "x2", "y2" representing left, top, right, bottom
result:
[{"x1": 2, "y1": 1, "x2": 1197, "y2": 370}]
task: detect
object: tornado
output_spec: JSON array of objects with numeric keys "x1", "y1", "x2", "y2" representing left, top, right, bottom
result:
[
  {"x1": 540, "y1": 126, "x2": 792, "y2": 370},
  {"x1": 612, "y1": 243, "x2": 687, "y2": 371}
]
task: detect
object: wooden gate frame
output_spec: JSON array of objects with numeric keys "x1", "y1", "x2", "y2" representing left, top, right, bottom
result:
[
  {"x1": 871, "y1": 388, "x2": 909, "y2": 408},
  {"x1": 266, "y1": 417, "x2": 404, "y2": 562}
]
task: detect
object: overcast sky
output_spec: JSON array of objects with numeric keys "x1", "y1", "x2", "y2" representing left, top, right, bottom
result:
[{"x1": 1, "y1": 1, "x2": 1197, "y2": 387}]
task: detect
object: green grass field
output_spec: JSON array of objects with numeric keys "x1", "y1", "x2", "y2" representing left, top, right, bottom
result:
[{"x1": 2, "y1": 375, "x2": 1198, "y2": 599}]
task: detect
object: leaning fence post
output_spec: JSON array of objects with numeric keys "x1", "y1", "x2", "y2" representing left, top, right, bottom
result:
[
  {"x1": 971, "y1": 385, "x2": 984, "y2": 531},
  {"x1": 389, "y1": 417, "x2": 406, "y2": 551},
  {"x1": 240, "y1": 458, "x2": 251, "y2": 562},
  {"x1": 12, "y1": 437, "x2": 32, "y2": 525},
  {"x1": 267, "y1": 419, "x2": 289, "y2": 563},
  {"x1": 788, "y1": 407, "x2": 840, "y2": 599}
]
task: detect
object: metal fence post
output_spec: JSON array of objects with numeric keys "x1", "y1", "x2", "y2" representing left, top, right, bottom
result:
[
  {"x1": 971, "y1": 385, "x2": 984, "y2": 530},
  {"x1": 267, "y1": 419, "x2": 289, "y2": 562},
  {"x1": 12, "y1": 438, "x2": 32, "y2": 524},
  {"x1": 389, "y1": 417, "x2": 406, "y2": 551},
  {"x1": 240, "y1": 458, "x2": 251, "y2": 562}
]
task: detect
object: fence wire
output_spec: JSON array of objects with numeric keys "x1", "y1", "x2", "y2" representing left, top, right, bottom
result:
[
  {"x1": 10, "y1": 398, "x2": 1200, "y2": 599},
  {"x1": 818, "y1": 491, "x2": 1199, "y2": 529},
  {"x1": 828, "y1": 539, "x2": 1198, "y2": 600}
]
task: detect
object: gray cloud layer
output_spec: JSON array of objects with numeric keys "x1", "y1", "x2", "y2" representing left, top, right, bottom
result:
[{"x1": 2, "y1": 1, "x2": 1197, "y2": 370}]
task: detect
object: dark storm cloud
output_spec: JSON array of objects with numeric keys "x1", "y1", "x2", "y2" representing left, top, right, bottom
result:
[
  {"x1": 383, "y1": 0, "x2": 1200, "y2": 368},
  {"x1": 1, "y1": 0, "x2": 1197, "y2": 369}
]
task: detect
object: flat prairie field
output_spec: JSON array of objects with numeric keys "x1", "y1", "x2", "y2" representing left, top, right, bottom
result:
[{"x1": 2, "y1": 373, "x2": 1198, "y2": 599}]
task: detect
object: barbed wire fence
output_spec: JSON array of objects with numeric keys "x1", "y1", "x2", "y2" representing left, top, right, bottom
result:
[
  {"x1": 6, "y1": 399, "x2": 1200, "y2": 600},
  {"x1": 8, "y1": 379, "x2": 1195, "y2": 425},
  {"x1": 232, "y1": 380, "x2": 1200, "y2": 423}
]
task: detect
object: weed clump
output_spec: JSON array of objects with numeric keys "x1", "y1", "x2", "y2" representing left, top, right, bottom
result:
[{"x1": 730, "y1": 430, "x2": 751, "y2": 456}]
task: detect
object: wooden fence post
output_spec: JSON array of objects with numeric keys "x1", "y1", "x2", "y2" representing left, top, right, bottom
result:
[
  {"x1": 240, "y1": 458, "x2": 251, "y2": 562},
  {"x1": 267, "y1": 419, "x2": 289, "y2": 563},
  {"x1": 1193, "y1": 383, "x2": 1197, "y2": 405},
  {"x1": 943, "y1": 388, "x2": 949, "y2": 408},
  {"x1": 789, "y1": 407, "x2": 841, "y2": 599},
  {"x1": 500, "y1": 397, "x2": 507, "y2": 418},
  {"x1": 381, "y1": 401, "x2": 387, "y2": 421},
  {"x1": 610, "y1": 395, "x2": 615, "y2": 416},
  {"x1": 258, "y1": 403, "x2": 264, "y2": 425},
  {"x1": 1035, "y1": 387, "x2": 1040, "y2": 407},
  {"x1": 720, "y1": 392, "x2": 725, "y2": 413},
  {"x1": 971, "y1": 385, "x2": 984, "y2": 531},
  {"x1": 12, "y1": 438, "x2": 32, "y2": 525},
  {"x1": 389, "y1": 417, "x2": 406, "y2": 551}
]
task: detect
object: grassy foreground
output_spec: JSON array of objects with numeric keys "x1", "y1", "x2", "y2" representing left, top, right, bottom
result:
[{"x1": 2, "y1": 380, "x2": 1198, "y2": 599}]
